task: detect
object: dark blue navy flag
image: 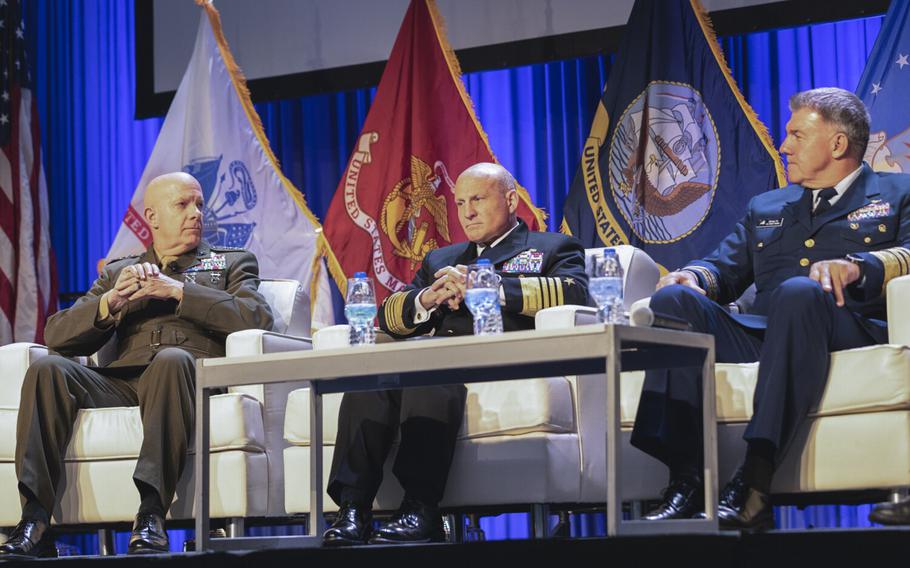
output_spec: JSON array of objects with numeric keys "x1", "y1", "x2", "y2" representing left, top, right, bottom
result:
[
  {"x1": 857, "y1": 0, "x2": 910, "y2": 174},
  {"x1": 561, "y1": 0, "x2": 784, "y2": 272}
]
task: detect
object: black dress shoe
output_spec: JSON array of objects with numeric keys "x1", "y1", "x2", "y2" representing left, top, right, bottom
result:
[
  {"x1": 323, "y1": 502, "x2": 373, "y2": 547},
  {"x1": 369, "y1": 498, "x2": 445, "y2": 544},
  {"x1": 0, "y1": 519, "x2": 57, "y2": 559},
  {"x1": 717, "y1": 472, "x2": 774, "y2": 531},
  {"x1": 869, "y1": 497, "x2": 910, "y2": 525},
  {"x1": 127, "y1": 513, "x2": 169, "y2": 555},
  {"x1": 643, "y1": 478, "x2": 704, "y2": 520}
]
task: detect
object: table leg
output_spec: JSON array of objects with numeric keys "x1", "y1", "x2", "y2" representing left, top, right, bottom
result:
[
  {"x1": 194, "y1": 363, "x2": 211, "y2": 551},
  {"x1": 605, "y1": 325, "x2": 623, "y2": 536},
  {"x1": 701, "y1": 341, "x2": 718, "y2": 529},
  {"x1": 309, "y1": 382, "x2": 325, "y2": 538}
]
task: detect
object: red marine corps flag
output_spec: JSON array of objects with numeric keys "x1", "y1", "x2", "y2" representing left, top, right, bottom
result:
[{"x1": 323, "y1": 0, "x2": 546, "y2": 301}]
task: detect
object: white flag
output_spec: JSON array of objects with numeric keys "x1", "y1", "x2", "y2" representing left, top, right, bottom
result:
[{"x1": 107, "y1": 2, "x2": 336, "y2": 332}]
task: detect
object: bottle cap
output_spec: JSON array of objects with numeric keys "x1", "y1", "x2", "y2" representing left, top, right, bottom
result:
[
  {"x1": 476, "y1": 259, "x2": 492, "y2": 266},
  {"x1": 353, "y1": 271, "x2": 367, "y2": 278},
  {"x1": 603, "y1": 248, "x2": 617, "y2": 256}
]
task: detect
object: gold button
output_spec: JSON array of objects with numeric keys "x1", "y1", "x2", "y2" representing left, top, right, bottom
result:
[
  {"x1": 757, "y1": 242, "x2": 764, "y2": 249},
  {"x1": 799, "y1": 258, "x2": 810, "y2": 267},
  {"x1": 879, "y1": 224, "x2": 887, "y2": 233},
  {"x1": 864, "y1": 236, "x2": 872, "y2": 244},
  {"x1": 850, "y1": 223, "x2": 859, "y2": 230},
  {"x1": 804, "y1": 239, "x2": 815, "y2": 248}
]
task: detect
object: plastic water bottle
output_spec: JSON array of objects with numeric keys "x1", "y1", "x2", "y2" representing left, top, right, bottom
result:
[
  {"x1": 345, "y1": 272, "x2": 377, "y2": 346},
  {"x1": 464, "y1": 259, "x2": 504, "y2": 335},
  {"x1": 589, "y1": 248, "x2": 625, "y2": 324}
]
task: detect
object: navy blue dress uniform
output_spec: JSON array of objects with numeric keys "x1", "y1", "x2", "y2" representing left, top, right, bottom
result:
[
  {"x1": 327, "y1": 220, "x2": 588, "y2": 508},
  {"x1": 631, "y1": 164, "x2": 910, "y2": 474},
  {"x1": 16, "y1": 241, "x2": 274, "y2": 519}
]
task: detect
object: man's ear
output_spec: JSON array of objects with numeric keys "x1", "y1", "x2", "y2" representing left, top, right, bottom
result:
[
  {"x1": 831, "y1": 132, "x2": 850, "y2": 159},
  {"x1": 144, "y1": 206, "x2": 158, "y2": 229},
  {"x1": 506, "y1": 190, "x2": 519, "y2": 213}
]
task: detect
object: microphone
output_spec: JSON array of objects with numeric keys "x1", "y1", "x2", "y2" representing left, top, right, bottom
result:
[{"x1": 630, "y1": 306, "x2": 692, "y2": 331}]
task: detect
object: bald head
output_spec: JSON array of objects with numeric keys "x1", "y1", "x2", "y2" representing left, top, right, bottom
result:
[
  {"x1": 454, "y1": 162, "x2": 519, "y2": 245},
  {"x1": 143, "y1": 172, "x2": 204, "y2": 256},
  {"x1": 457, "y1": 162, "x2": 516, "y2": 197}
]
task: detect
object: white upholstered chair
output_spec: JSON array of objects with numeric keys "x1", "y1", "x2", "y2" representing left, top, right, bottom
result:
[
  {"x1": 0, "y1": 278, "x2": 307, "y2": 533},
  {"x1": 554, "y1": 273, "x2": 910, "y2": 503},
  {"x1": 279, "y1": 246, "x2": 665, "y2": 534}
]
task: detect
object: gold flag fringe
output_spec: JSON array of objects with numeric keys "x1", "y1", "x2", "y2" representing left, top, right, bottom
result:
[
  {"x1": 196, "y1": 0, "x2": 348, "y2": 314},
  {"x1": 424, "y1": 0, "x2": 549, "y2": 230},
  {"x1": 690, "y1": 0, "x2": 787, "y2": 188}
]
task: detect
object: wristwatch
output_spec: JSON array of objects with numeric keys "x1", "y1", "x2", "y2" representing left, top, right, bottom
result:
[{"x1": 845, "y1": 253, "x2": 865, "y2": 282}]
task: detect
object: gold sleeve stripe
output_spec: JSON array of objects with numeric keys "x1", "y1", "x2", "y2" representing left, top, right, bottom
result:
[
  {"x1": 683, "y1": 265, "x2": 719, "y2": 300},
  {"x1": 520, "y1": 277, "x2": 567, "y2": 317},
  {"x1": 382, "y1": 291, "x2": 417, "y2": 335},
  {"x1": 870, "y1": 247, "x2": 910, "y2": 294}
]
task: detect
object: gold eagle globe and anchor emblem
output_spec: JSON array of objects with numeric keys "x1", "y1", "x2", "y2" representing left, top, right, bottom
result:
[{"x1": 380, "y1": 155, "x2": 455, "y2": 269}]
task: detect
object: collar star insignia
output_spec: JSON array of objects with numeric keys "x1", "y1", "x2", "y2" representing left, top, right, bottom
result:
[{"x1": 564, "y1": 277, "x2": 576, "y2": 286}]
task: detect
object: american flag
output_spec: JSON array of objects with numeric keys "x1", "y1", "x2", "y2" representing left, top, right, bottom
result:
[{"x1": 0, "y1": 0, "x2": 57, "y2": 345}]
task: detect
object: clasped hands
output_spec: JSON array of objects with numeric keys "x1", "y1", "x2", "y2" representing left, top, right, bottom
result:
[
  {"x1": 105, "y1": 262, "x2": 185, "y2": 314},
  {"x1": 655, "y1": 258, "x2": 861, "y2": 307},
  {"x1": 419, "y1": 265, "x2": 469, "y2": 311}
]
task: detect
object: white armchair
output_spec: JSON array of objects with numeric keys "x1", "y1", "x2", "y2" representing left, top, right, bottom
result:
[
  {"x1": 279, "y1": 246, "x2": 664, "y2": 531},
  {"x1": 0, "y1": 278, "x2": 306, "y2": 529},
  {"x1": 557, "y1": 271, "x2": 910, "y2": 502}
]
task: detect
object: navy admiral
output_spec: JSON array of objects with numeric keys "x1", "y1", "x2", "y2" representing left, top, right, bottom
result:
[
  {"x1": 0, "y1": 172, "x2": 273, "y2": 558},
  {"x1": 323, "y1": 162, "x2": 588, "y2": 546},
  {"x1": 630, "y1": 87, "x2": 910, "y2": 531}
]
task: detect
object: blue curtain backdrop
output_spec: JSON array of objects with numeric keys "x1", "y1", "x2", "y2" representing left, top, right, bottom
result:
[{"x1": 21, "y1": 0, "x2": 887, "y2": 555}]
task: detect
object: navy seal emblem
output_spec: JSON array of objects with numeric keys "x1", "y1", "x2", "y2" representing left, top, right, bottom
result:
[{"x1": 609, "y1": 81, "x2": 720, "y2": 244}]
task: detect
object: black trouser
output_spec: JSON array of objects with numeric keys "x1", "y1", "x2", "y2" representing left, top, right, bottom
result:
[
  {"x1": 327, "y1": 385, "x2": 467, "y2": 508},
  {"x1": 15, "y1": 347, "x2": 196, "y2": 516},
  {"x1": 631, "y1": 278, "x2": 886, "y2": 475}
]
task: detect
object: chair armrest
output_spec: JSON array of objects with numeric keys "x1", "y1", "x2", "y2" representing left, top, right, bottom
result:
[
  {"x1": 535, "y1": 305, "x2": 599, "y2": 329},
  {"x1": 0, "y1": 343, "x2": 49, "y2": 408},
  {"x1": 226, "y1": 329, "x2": 313, "y2": 357},
  {"x1": 887, "y1": 274, "x2": 910, "y2": 345}
]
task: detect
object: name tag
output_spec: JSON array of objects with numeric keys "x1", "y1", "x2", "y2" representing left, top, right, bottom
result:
[{"x1": 756, "y1": 218, "x2": 783, "y2": 228}]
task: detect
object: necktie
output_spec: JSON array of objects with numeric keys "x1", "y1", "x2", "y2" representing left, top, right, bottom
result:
[{"x1": 812, "y1": 187, "x2": 838, "y2": 217}]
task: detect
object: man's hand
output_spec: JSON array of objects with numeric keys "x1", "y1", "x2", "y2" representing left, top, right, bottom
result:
[
  {"x1": 128, "y1": 272, "x2": 185, "y2": 303},
  {"x1": 105, "y1": 262, "x2": 160, "y2": 314},
  {"x1": 809, "y1": 259, "x2": 861, "y2": 307},
  {"x1": 656, "y1": 270, "x2": 706, "y2": 294},
  {"x1": 419, "y1": 265, "x2": 468, "y2": 310}
]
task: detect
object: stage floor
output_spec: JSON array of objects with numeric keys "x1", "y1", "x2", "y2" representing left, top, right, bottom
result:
[{"x1": 3, "y1": 527, "x2": 906, "y2": 567}]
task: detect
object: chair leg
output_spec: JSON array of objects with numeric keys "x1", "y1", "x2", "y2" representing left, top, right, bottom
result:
[
  {"x1": 226, "y1": 517, "x2": 245, "y2": 538},
  {"x1": 464, "y1": 513, "x2": 485, "y2": 542},
  {"x1": 530, "y1": 504, "x2": 551, "y2": 539},
  {"x1": 889, "y1": 488, "x2": 909, "y2": 503},
  {"x1": 443, "y1": 513, "x2": 463, "y2": 543},
  {"x1": 550, "y1": 510, "x2": 571, "y2": 538},
  {"x1": 97, "y1": 528, "x2": 115, "y2": 556}
]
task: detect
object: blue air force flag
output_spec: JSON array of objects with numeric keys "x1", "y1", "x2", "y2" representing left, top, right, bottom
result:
[
  {"x1": 857, "y1": 0, "x2": 910, "y2": 174},
  {"x1": 562, "y1": 0, "x2": 784, "y2": 272},
  {"x1": 106, "y1": 2, "x2": 336, "y2": 332}
]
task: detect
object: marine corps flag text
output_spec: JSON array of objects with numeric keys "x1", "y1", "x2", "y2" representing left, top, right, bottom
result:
[{"x1": 562, "y1": 0, "x2": 784, "y2": 271}]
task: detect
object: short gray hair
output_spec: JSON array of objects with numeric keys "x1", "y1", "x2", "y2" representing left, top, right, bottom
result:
[{"x1": 789, "y1": 87, "x2": 870, "y2": 162}]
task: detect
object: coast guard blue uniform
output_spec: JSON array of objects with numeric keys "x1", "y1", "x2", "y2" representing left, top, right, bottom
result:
[{"x1": 631, "y1": 164, "x2": 910, "y2": 470}]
